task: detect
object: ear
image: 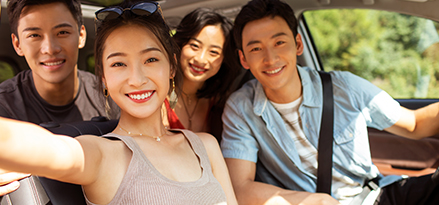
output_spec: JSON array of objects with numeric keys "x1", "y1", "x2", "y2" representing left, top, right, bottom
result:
[
  {"x1": 238, "y1": 50, "x2": 250, "y2": 70},
  {"x1": 295, "y1": 33, "x2": 304, "y2": 56},
  {"x1": 78, "y1": 25, "x2": 87, "y2": 49},
  {"x1": 11, "y1": 34, "x2": 24, "y2": 56}
]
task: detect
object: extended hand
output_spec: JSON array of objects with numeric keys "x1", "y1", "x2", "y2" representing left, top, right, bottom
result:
[{"x1": 0, "y1": 170, "x2": 30, "y2": 196}]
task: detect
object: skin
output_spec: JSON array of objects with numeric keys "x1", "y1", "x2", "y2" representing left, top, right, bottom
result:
[
  {"x1": 0, "y1": 24, "x2": 237, "y2": 204},
  {"x1": 11, "y1": 2, "x2": 86, "y2": 106},
  {"x1": 173, "y1": 24, "x2": 226, "y2": 132},
  {"x1": 0, "y1": 169, "x2": 29, "y2": 195},
  {"x1": 1, "y1": 2, "x2": 86, "y2": 196},
  {"x1": 228, "y1": 15, "x2": 439, "y2": 205}
]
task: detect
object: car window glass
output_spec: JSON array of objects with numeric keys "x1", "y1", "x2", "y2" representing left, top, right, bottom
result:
[
  {"x1": 304, "y1": 9, "x2": 439, "y2": 99},
  {"x1": 86, "y1": 54, "x2": 95, "y2": 74},
  {"x1": 0, "y1": 60, "x2": 15, "y2": 83}
]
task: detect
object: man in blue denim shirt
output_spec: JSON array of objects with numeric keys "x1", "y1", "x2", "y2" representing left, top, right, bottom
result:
[{"x1": 221, "y1": 0, "x2": 439, "y2": 204}]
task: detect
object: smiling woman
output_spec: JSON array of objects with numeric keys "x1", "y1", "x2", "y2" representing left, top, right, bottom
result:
[
  {"x1": 0, "y1": 1, "x2": 237, "y2": 204},
  {"x1": 163, "y1": 8, "x2": 237, "y2": 140}
]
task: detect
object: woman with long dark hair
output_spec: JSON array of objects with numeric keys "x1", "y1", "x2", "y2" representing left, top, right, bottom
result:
[
  {"x1": 0, "y1": 1, "x2": 237, "y2": 204},
  {"x1": 163, "y1": 8, "x2": 237, "y2": 140}
]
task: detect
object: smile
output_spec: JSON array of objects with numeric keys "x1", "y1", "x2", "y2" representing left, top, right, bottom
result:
[
  {"x1": 41, "y1": 60, "x2": 65, "y2": 66},
  {"x1": 190, "y1": 64, "x2": 208, "y2": 73},
  {"x1": 128, "y1": 91, "x2": 153, "y2": 100},
  {"x1": 264, "y1": 66, "x2": 284, "y2": 74}
]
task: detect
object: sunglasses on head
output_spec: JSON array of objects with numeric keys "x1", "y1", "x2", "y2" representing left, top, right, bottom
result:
[{"x1": 95, "y1": 1, "x2": 164, "y2": 22}]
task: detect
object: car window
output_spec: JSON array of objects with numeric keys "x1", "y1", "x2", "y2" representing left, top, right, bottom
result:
[
  {"x1": 303, "y1": 9, "x2": 439, "y2": 99},
  {"x1": 0, "y1": 60, "x2": 15, "y2": 83}
]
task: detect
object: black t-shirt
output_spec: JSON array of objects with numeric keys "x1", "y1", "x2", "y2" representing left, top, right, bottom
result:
[{"x1": 0, "y1": 70, "x2": 119, "y2": 124}]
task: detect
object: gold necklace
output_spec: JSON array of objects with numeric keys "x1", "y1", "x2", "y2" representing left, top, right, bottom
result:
[
  {"x1": 180, "y1": 93, "x2": 199, "y2": 130},
  {"x1": 119, "y1": 127, "x2": 167, "y2": 142}
]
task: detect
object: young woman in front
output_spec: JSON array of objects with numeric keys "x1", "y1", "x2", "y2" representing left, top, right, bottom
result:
[{"x1": 0, "y1": 1, "x2": 237, "y2": 204}]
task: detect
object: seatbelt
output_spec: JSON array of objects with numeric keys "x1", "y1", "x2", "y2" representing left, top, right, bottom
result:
[{"x1": 316, "y1": 71, "x2": 334, "y2": 195}]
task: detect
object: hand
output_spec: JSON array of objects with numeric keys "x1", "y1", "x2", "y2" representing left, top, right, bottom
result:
[
  {"x1": 0, "y1": 170, "x2": 30, "y2": 196},
  {"x1": 298, "y1": 193, "x2": 341, "y2": 205}
]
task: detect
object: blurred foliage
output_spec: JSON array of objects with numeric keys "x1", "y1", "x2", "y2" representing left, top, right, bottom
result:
[
  {"x1": 304, "y1": 9, "x2": 439, "y2": 99},
  {"x1": 0, "y1": 61, "x2": 15, "y2": 83}
]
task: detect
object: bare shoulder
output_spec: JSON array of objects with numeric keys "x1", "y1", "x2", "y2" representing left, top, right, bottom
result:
[
  {"x1": 75, "y1": 134, "x2": 127, "y2": 156},
  {"x1": 194, "y1": 132, "x2": 220, "y2": 150}
]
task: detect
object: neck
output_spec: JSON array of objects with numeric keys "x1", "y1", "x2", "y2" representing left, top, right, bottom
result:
[
  {"x1": 116, "y1": 108, "x2": 167, "y2": 137},
  {"x1": 181, "y1": 77, "x2": 204, "y2": 97},
  {"x1": 265, "y1": 68, "x2": 303, "y2": 104},
  {"x1": 33, "y1": 67, "x2": 79, "y2": 106}
]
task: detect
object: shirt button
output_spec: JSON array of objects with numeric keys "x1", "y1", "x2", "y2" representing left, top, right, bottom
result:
[{"x1": 349, "y1": 133, "x2": 353, "y2": 137}]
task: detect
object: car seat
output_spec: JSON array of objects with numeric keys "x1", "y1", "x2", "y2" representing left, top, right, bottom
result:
[{"x1": 0, "y1": 116, "x2": 118, "y2": 205}]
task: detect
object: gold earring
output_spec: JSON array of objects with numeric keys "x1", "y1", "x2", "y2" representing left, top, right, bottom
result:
[
  {"x1": 169, "y1": 78, "x2": 178, "y2": 109},
  {"x1": 103, "y1": 85, "x2": 111, "y2": 118}
]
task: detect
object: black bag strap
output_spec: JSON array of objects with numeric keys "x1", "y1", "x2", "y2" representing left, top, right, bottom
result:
[{"x1": 316, "y1": 71, "x2": 334, "y2": 194}]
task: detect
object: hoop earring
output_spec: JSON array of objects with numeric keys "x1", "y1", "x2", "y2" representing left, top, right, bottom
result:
[{"x1": 169, "y1": 78, "x2": 178, "y2": 109}]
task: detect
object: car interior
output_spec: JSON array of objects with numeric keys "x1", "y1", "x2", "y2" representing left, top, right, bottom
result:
[{"x1": 1, "y1": 0, "x2": 439, "y2": 204}]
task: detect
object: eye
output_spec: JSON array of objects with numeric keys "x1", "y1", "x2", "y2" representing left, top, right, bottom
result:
[
  {"x1": 146, "y1": 58, "x2": 159, "y2": 63},
  {"x1": 250, "y1": 47, "x2": 261, "y2": 52},
  {"x1": 190, "y1": 43, "x2": 200, "y2": 50},
  {"x1": 58, "y1": 31, "x2": 71, "y2": 35},
  {"x1": 275, "y1": 41, "x2": 286, "y2": 46},
  {"x1": 27, "y1": 33, "x2": 40, "y2": 38},
  {"x1": 210, "y1": 50, "x2": 220, "y2": 56},
  {"x1": 111, "y1": 62, "x2": 126, "y2": 67}
]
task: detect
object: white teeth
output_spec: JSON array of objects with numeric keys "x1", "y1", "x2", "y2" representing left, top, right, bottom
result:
[
  {"x1": 265, "y1": 67, "x2": 283, "y2": 74},
  {"x1": 129, "y1": 92, "x2": 152, "y2": 100},
  {"x1": 191, "y1": 65, "x2": 205, "y2": 72},
  {"x1": 43, "y1": 60, "x2": 63, "y2": 66}
]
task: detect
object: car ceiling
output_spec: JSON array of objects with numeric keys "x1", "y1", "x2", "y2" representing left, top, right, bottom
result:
[{"x1": 76, "y1": 0, "x2": 439, "y2": 26}]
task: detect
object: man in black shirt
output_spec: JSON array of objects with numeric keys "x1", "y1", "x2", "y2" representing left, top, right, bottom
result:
[{"x1": 0, "y1": 0, "x2": 118, "y2": 197}]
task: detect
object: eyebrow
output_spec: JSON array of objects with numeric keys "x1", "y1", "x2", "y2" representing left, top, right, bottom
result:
[
  {"x1": 190, "y1": 38, "x2": 223, "y2": 49},
  {"x1": 22, "y1": 23, "x2": 74, "y2": 33},
  {"x1": 106, "y1": 47, "x2": 163, "y2": 60},
  {"x1": 245, "y1": 32, "x2": 288, "y2": 47}
]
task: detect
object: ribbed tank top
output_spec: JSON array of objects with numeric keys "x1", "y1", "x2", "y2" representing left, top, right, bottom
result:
[{"x1": 84, "y1": 129, "x2": 227, "y2": 205}]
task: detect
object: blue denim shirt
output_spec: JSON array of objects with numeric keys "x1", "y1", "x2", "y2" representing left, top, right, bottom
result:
[{"x1": 221, "y1": 66, "x2": 402, "y2": 193}]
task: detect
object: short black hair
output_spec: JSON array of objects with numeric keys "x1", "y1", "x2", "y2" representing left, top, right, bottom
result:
[
  {"x1": 233, "y1": 0, "x2": 298, "y2": 51},
  {"x1": 7, "y1": 0, "x2": 83, "y2": 36}
]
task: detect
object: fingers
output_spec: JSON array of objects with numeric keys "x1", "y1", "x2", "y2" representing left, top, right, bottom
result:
[
  {"x1": 0, "y1": 172, "x2": 31, "y2": 196},
  {"x1": 0, "y1": 181, "x2": 20, "y2": 196}
]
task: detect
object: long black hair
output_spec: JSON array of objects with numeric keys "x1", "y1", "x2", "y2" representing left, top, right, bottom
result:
[{"x1": 173, "y1": 8, "x2": 235, "y2": 101}]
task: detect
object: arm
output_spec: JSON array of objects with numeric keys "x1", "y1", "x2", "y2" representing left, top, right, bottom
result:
[
  {"x1": 198, "y1": 132, "x2": 238, "y2": 205},
  {"x1": 225, "y1": 158, "x2": 340, "y2": 205},
  {"x1": 0, "y1": 117, "x2": 103, "y2": 185},
  {"x1": 384, "y1": 102, "x2": 439, "y2": 140},
  {"x1": 221, "y1": 91, "x2": 339, "y2": 205}
]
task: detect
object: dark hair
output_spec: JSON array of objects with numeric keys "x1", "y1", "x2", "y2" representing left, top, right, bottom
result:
[
  {"x1": 173, "y1": 8, "x2": 234, "y2": 100},
  {"x1": 7, "y1": 0, "x2": 83, "y2": 37},
  {"x1": 233, "y1": 0, "x2": 298, "y2": 51},
  {"x1": 94, "y1": 0, "x2": 182, "y2": 97}
]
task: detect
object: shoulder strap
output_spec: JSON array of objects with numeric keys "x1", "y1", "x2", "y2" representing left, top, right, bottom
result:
[{"x1": 316, "y1": 71, "x2": 334, "y2": 195}]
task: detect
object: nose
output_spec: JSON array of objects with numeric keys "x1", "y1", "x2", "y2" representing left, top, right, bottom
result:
[
  {"x1": 127, "y1": 62, "x2": 148, "y2": 87},
  {"x1": 262, "y1": 48, "x2": 278, "y2": 66},
  {"x1": 40, "y1": 35, "x2": 62, "y2": 55},
  {"x1": 193, "y1": 49, "x2": 208, "y2": 65}
]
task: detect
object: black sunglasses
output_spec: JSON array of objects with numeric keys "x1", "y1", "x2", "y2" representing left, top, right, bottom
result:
[{"x1": 95, "y1": 1, "x2": 164, "y2": 22}]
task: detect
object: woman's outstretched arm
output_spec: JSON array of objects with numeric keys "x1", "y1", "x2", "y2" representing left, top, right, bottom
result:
[{"x1": 0, "y1": 117, "x2": 103, "y2": 185}]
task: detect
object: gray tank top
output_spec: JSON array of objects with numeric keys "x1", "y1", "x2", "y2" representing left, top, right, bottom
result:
[{"x1": 84, "y1": 129, "x2": 227, "y2": 205}]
